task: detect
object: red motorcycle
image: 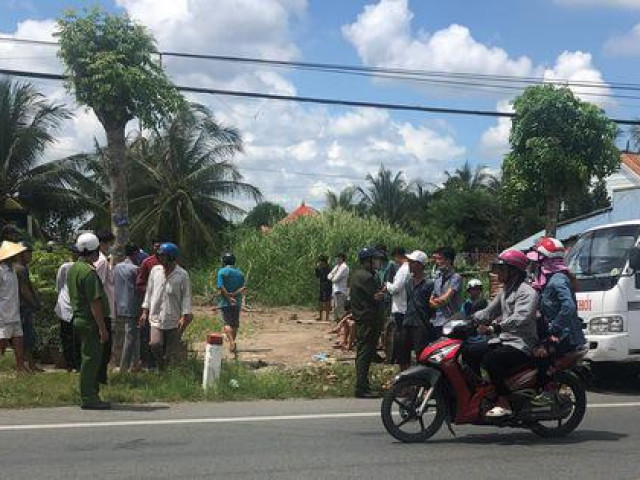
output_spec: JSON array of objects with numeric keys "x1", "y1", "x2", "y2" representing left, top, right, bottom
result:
[{"x1": 381, "y1": 322, "x2": 589, "y2": 443}]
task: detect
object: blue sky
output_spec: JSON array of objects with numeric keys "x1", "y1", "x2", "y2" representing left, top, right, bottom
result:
[{"x1": 1, "y1": 0, "x2": 639, "y2": 210}]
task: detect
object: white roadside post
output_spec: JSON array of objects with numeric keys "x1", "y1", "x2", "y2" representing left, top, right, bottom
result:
[{"x1": 202, "y1": 333, "x2": 224, "y2": 389}]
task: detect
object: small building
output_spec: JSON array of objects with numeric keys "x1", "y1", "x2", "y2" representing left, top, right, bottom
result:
[
  {"x1": 511, "y1": 152, "x2": 640, "y2": 251},
  {"x1": 512, "y1": 185, "x2": 640, "y2": 251},
  {"x1": 279, "y1": 201, "x2": 319, "y2": 224}
]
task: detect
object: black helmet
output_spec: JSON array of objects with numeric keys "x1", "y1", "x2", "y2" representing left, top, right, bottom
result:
[
  {"x1": 358, "y1": 246, "x2": 383, "y2": 262},
  {"x1": 222, "y1": 252, "x2": 236, "y2": 266}
]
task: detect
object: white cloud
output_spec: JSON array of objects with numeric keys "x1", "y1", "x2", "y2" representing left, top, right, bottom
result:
[
  {"x1": 604, "y1": 24, "x2": 640, "y2": 56},
  {"x1": 328, "y1": 108, "x2": 389, "y2": 137},
  {"x1": 343, "y1": 0, "x2": 532, "y2": 77},
  {"x1": 479, "y1": 100, "x2": 513, "y2": 159},
  {"x1": 344, "y1": 0, "x2": 611, "y2": 106},
  {"x1": 543, "y1": 51, "x2": 612, "y2": 105},
  {"x1": 555, "y1": 0, "x2": 640, "y2": 8}
]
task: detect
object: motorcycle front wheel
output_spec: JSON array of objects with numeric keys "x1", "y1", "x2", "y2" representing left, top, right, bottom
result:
[
  {"x1": 530, "y1": 370, "x2": 587, "y2": 438},
  {"x1": 381, "y1": 377, "x2": 445, "y2": 443}
]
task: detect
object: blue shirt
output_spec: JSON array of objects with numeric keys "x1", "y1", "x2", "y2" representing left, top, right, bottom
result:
[
  {"x1": 540, "y1": 273, "x2": 586, "y2": 347},
  {"x1": 217, "y1": 266, "x2": 245, "y2": 308},
  {"x1": 113, "y1": 258, "x2": 139, "y2": 317},
  {"x1": 432, "y1": 270, "x2": 462, "y2": 327}
]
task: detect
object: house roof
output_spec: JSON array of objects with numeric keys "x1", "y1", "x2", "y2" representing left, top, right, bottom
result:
[
  {"x1": 280, "y1": 201, "x2": 319, "y2": 223},
  {"x1": 622, "y1": 152, "x2": 640, "y2": 178}
]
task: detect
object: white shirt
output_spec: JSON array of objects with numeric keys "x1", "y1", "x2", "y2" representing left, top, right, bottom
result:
[
  {"x1": 386, "y1": 261, "x2": 411, "y2": 314},
  {"x1": 328, "y1": 262, "x2": 349, "y2": 295},
  {"x1": 55, "y1": 262, "x2": 73, "y2": 322},
  {"x1": 142, "y1": 264, "x2": 192, "y2": 330},
  {"x1": 94, "y1": 252, "x2": 116, "y2": 319},
  {"x1": 0, "y1": 263, "x2": 20, "y2": 327}
]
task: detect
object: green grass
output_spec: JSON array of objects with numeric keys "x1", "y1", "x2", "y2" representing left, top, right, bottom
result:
[
  {"x1": 183, "y1": 314, "x2": 224, "y2": 345},
  {"x1": 0, "y1": 355, "x2": 397, "y2": 408}
]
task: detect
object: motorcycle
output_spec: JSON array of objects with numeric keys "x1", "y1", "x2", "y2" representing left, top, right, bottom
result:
[{"x1": 381, "y1": 319, "x2": 590, "y2": 443}]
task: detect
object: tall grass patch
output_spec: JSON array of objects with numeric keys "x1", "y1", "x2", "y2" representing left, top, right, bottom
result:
[{"x1": 233, "y1": 210, "x2": 441, "y2": 306}]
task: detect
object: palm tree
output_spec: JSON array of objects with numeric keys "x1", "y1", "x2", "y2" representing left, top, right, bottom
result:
[
  {"x1": 357, "y1": 166, "x2": 415, "y2": 226},
  {"x1": 0, "y1": 77, "x2": 78, "y2": 235},
  {"x1": 443, "y1": 160, "x2": 497, "y2": 190},
  {"x1": 127, "y1": 104, "x2": 261, "y2": 256},
  {"x1": 325, "y1": 186, "x2": 361, "y2": 211}
]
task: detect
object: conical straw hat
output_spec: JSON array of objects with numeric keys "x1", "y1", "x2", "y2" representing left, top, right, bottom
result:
[{"x1": 0, "y1": 241, "x2": 27, "y2": 262}]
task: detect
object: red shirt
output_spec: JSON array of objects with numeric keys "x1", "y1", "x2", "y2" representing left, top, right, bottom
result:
[{"x1": 135, "y1": 255, "x2": 159, "y2": 294}]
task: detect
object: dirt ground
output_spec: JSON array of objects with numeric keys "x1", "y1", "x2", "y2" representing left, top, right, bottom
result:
[{"x1": 193, "y1": 305, "x2": 356, "y2": 367}]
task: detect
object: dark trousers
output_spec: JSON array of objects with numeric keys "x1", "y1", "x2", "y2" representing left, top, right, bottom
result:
[
  {"x1": 60, "y1": 320, "x2": 81, "y2": 371},
  {"x1": 536, "y1": 337, "x2": 574, "y2": 387},
  {"x1": 74, "y1": 317, "x2": 104, "y2": 406},
  {"x1": 355, "y1": 319, "x2": 383, "y2": 394},
  {"x1": 139, "y1": 321, "x2": 156, "y2": 369},
  {"x1": 98, "y1": 317, "x2": 112, "y2": 384},
  {"x1": 482, "y1": 345, "x2": 530, "y2": 396}
]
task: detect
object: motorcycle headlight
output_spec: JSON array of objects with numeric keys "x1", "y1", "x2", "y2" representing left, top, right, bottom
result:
[
  {"x1": 429, "y1": 344, "x2": 458, "y2": 364},
  {"x1": 589, "y1": 316, "x2": 624, "y2": 335}
]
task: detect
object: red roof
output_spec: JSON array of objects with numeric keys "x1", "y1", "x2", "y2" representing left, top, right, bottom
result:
[
  {"x1": 280, "y1": 201, "x2": 319, "y2": 223},
  {"x1": 622, "y1": 152, "x2": 640, "y2": 178}
]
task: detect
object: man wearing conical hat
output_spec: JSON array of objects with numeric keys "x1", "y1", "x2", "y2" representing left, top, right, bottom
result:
[{"x1": 0, "y1": 241, "x2": 28, "y2": 373}]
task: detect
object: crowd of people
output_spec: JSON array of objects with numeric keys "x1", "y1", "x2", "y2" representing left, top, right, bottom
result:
[
  {"x1": 315, "y1": 238, "x2": 586, "y2": 416},
  {"x1": 0, "y1": 230, "x2": 246, "y2": 411}
]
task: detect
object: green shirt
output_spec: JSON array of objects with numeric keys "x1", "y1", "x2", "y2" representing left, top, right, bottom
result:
[
  {"x1": 349, "y1": 267, "x2": 382, "y2": 323},
  {"x1": 68, "y1": 260, "x2": 110, "y2": 321}
]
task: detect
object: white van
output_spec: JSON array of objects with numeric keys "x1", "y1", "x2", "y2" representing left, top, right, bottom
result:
[{"x1": 565, "y1": 220, "x2": 640, "y2": 365}]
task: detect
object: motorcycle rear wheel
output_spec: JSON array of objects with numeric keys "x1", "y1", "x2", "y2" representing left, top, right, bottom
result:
[
  {"x1": 381, "y1": 378, "x2": 445, "y2": 443},
  {"x1": 530, "y1": 371, "x2": 586, "y2": 438}
]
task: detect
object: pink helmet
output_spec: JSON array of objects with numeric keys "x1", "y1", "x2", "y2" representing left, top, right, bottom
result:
[
  {"x1": 496, "y1": 249, "x2": 528, "y2": 272},
  {"x1": 534, "y1": 237, "x2": 565, "y2": 259}
]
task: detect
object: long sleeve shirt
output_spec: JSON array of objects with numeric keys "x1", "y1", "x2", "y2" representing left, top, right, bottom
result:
[
  {"x1": 385, "y1": 261, "x2": 411, "y2": 314},
  {"x1": 113, "y1": 258, "x2": 139, "y2": 318},
  {"x1": 327, "y1": 262, "x2": 349, "y2": 295},
  {"x1": 94, "y1": 252, "x2": 115, "y2": 320},
  {"x1": 142, "y1": 265, "x2": 192, "y2": 330},
  {"x1": 474, "y1": 280, "x2": 539, "y2": 353}
]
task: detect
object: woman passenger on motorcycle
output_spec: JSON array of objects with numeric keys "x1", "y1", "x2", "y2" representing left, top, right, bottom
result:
[
  {"x1": 473, "y1": 249, "x2": 539, "y2": 418},
  {"x1": 528, "y1": 237, "x2": 586, "y2": 353}
]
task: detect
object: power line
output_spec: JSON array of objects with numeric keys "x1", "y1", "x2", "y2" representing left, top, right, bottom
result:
[
  {"x1": 2, "y1": 67, "x2": 639, "y2": 125},
  {"x1": 2, "y1": 37, "x2": 637, "y2": 92}
]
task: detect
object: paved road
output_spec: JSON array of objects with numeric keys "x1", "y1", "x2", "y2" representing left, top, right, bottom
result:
[{"x1": 0, "y1": 392, "x2": 639, "y2": 479}]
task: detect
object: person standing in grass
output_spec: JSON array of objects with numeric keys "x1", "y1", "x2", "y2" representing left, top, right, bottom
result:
[
  {"x1": 140, "y1": 243, "x2": 193, "y2": 370},
  {"x1": 68, "y1": 233, "x2": 110, "y2": 410},
  {"x1": 350, "y1": 247, "x2": 385, "y2": 399},
  {"x1": 56, "y1": 244, "x2": 81, "y2": 372},
  {"x1": 113, "y1": 244, "x2": 140, "y2": 371},
  {"x1": 94, "y1": 230, "x2": 115, "y2": 381},
  {"x1": 328, "y1": 253, "x2": 349, "y2": 323},
  {"x1": 13, "y1": 242, "x2": 43, "y2": 372},
  {"x1": 136, "y1": 240, "x2": 162, "y2": 370},
  {"x1": 429, "y1": 246, "x2": 463, "y2": 340},
  {"x1": 0, "y1": 241, "x2": 28, "y2": 373},
  {"x1": 315, "y1": 255, "x2": 332, "y2": 322},
  {"x1": 217, "y1": 253, "x2": 246, "y2": 354}
]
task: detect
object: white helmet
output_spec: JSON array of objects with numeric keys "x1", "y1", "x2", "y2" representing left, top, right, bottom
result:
[
  {"x1": 467, "y1": 278, "x2": 483, "y2": 289},
  {"x1": 76, "y1": 233, "x2": 100, "y2": 253}
]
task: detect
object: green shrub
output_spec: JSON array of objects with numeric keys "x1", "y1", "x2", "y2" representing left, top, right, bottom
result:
[
  {"x1": 233, "y1": 210, "x2": 457, "y2": 306},
  {"x1": 29, "y1": 247, "x2": 70, "y2": 361}
]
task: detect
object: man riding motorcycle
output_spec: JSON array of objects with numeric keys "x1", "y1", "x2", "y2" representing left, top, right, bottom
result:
[{"x1": 472, "y1": 249, "x2": 539, "y2": 418}]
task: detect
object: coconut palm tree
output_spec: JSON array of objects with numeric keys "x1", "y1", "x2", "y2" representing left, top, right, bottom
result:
[
  {"x1": 443, "y1": 160, "x2": 497, "y2": 190},
  {"x1": 0, "y1": 77, "x2": 78, "y2": 235},
  {"x1": 357, "y1": 166, "x2": 415, "y2": 226},
  {"x1": 325, "y1": 186, "x2": 361, "y2": 212},
  {"x1": 127, "y1": 104, "x2": 261, "y2": 256}
]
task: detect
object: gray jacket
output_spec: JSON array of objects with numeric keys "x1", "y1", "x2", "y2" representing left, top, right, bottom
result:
[{"x1": 474, "y1": 280, "x2": 539, "y2": 353}]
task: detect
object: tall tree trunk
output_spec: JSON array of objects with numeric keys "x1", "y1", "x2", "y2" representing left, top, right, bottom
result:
[
  {"x1": 545, "y1": 193, "x2": 561, "y2": 238},
  {"x1": 105, "y1": 123, "x2": 129, "y2": 261}
]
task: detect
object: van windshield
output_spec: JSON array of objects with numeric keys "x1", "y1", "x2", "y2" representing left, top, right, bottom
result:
[{"x1": 567, "y1": 225, "x2": 640, "y2": 284}]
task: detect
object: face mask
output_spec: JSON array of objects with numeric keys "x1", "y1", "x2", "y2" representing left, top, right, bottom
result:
[{"x1": 372, "y1": 259, "x2": 383, "y2": 270}]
